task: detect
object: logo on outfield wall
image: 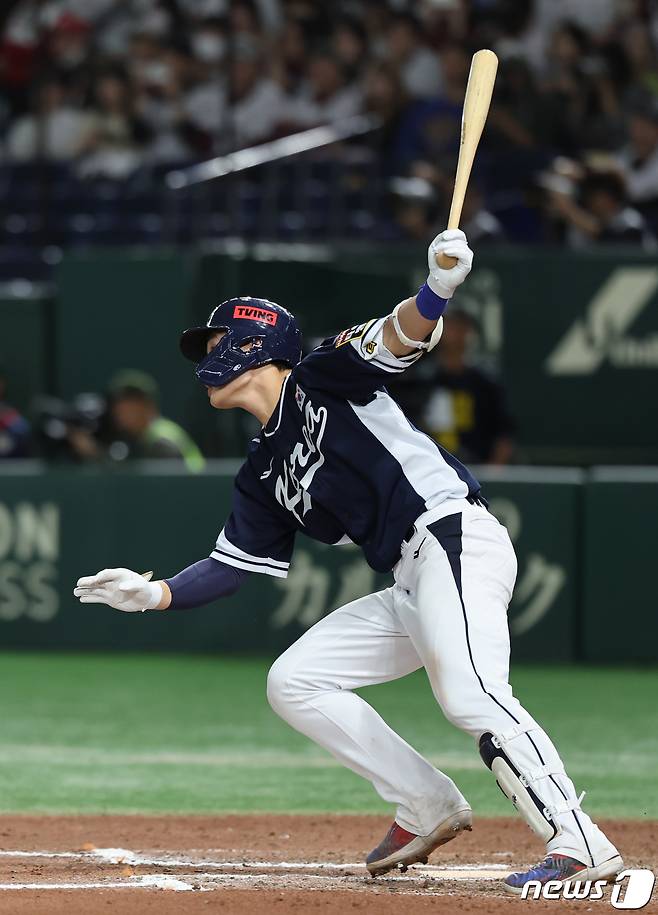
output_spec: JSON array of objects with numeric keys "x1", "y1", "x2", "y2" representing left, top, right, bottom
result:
[
  {"x1": 546, "y1": 267, "x2": 658, "y2": 374},
  {"x1": 270, "y1": 499, "x2": 567, "y2": 639},
  {"x1": 487, "y1": 498, "x2": 565, "y2": 637},
  {"x1": 412, "y1": 267, "x2": 504, "y2": 368},
  {"x1": 270, "y1": 544, "x2": 379, "y2": 631},
  {"x1": 0, "y1": 503, "x2": 59, "y2": 622}
]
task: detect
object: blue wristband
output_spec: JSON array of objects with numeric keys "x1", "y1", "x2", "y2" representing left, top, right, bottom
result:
[{"x1": 416, "y1": 283, "x2": 449, "y2": 320}]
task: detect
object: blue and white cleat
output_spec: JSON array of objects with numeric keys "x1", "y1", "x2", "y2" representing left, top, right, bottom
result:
[{"x1": 504, "y1": 852, "x2": 624, "y2": 895}]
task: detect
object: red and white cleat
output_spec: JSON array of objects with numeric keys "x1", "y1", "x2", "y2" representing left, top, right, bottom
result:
[{"x1": 366, "y1": 808, "x2": 472, "y2": 877}]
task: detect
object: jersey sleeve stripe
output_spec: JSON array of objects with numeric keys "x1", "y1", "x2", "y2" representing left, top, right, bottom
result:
[
  {"x1": 216, "y1": 530, "x2": 289, "y2": 567},
  {"x1": 210, "y1": 548, "x2": 288, "y2": 578},
  {"x1": 214, "y1": 529, "x2": 290, "y2": 575}
]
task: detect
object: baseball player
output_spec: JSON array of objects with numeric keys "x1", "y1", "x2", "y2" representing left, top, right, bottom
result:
[{"x1": 75, "y1": 229, "x2": 622, "y2": 893}]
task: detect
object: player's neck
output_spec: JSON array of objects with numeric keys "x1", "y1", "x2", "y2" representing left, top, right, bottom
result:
[{"x1": 239, "y1": 367, "x2": 292, "y2": 426}]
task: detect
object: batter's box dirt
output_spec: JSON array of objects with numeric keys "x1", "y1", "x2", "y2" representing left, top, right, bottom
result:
[{"x1": 0, "y1": 815, "x2": 655, "y2": 914}]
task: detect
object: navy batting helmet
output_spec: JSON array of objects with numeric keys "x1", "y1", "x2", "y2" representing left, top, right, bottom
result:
[{"x1": 180, "y1": 297, "x2": 302, "y2": 388}]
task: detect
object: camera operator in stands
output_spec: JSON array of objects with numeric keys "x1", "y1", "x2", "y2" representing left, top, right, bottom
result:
[{"x1": 0, "y1": 364, "x2": 31, "y2": 459}]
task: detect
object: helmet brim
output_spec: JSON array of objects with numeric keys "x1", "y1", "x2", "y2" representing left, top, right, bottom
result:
[{"x1": 180, "y1": 326, "x2": 217, "y2": 363}]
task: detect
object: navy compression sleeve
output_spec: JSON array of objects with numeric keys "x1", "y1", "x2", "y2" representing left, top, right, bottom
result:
[{"x1": 164, "y1": 558, "x2": 247, "y2": 609}]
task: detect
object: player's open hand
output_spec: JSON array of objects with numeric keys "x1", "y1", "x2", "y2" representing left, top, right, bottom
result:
[
  {"x1": 74, "y1": 568, "x2": 162, "y2": 612},
  {"x1": 427, "y1": 229, "x2": 473, "y2": 299}
]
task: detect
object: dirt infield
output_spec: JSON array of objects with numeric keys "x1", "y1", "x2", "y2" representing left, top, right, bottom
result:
[{"x1": 0, "y1": 815, "x2": 655, "y2": 914}]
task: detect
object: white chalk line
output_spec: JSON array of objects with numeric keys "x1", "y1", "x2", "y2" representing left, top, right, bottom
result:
[
  {"x1": 0, "y1": 848, "x2": 509, "y2": 873},
  {"x1": 0, "y1": 847, "x2": 510, "y2": 892},
  {"x1": 0, "y1": 876, "x2": 196, "y2": 892},
  {"x1": 0, "y1": 870, "x2": 505, "y2": 892}
]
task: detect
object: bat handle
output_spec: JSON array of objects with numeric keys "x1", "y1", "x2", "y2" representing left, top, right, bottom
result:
[
  {"x1": 436, "y1": 251, "x2": 458, "y2": 269},
  {"x1": 435, "y1": 217, "x2": 460, "y2": 269}
]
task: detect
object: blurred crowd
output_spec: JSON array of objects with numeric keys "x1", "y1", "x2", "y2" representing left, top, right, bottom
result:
[
  {"x1": 1, "y1": 0, "x2": 658, "y2": 246},
  {"x1": 0, "y1": 364, "x2": 207, "y2": 468}
]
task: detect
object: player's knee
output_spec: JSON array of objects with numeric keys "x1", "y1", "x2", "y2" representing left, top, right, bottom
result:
[
  {"x1": 438, "y1": 690, "x2": 488, "y2": 737},
  {"x1": 266, "y1": 654, "x2": 301, "y2": 717}
]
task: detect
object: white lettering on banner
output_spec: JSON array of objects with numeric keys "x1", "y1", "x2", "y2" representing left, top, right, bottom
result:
[
  {"x1": 546, "y1": 267, "x2": 658, "y2": 375},
  {"x1": 271, "y1": 547, "x2": 379, "y2": 630},
  {"x1": 0, "y1": 503, "x2": 60, "y2": 623},
  {"x1": 511, "y1": 554, "x2": 566, "y2": 637},
  {"x1": 488, "y1": 498, "x2": 565, "y2": 636},
  {"x1": 274, "y1": 399, "x2": 327, "y2": 525},
  {"x1": 270, "y1": 552, "x2": 331, "y2": 629}
]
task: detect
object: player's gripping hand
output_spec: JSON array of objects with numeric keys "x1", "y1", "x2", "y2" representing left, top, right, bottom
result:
[
  {"x1": 427, "y1": 229, "x2": 473, "y2": 299},
  {"x1": 74, "y1": 568, "x2": 162, "y2": 612}
]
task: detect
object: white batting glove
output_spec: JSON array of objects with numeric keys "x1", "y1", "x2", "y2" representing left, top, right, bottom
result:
[
  {"x1": 427, "y1": 229, "x2": 474, "y2": 299},
  {"x1": 74, "y1": 568, "x2": 162, "y2": 612}
]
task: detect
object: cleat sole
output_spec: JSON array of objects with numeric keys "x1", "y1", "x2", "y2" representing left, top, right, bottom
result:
[{"x1": 367, "y1": 808, "x2": 472, "y2": 877}]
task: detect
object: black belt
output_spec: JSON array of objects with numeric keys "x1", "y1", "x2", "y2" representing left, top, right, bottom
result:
[{"x1": 403, "y1": 492, "x2": 488, "y2": 544}]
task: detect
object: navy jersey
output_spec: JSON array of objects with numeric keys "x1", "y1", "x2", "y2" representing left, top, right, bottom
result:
[{"x1": 211, "y1": 316, "x2": 481, "y2": 577}]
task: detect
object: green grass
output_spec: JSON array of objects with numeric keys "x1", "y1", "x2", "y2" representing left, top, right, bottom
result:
[{"x1": 0, "y1": 653, "x2": 655, "y2": 818}]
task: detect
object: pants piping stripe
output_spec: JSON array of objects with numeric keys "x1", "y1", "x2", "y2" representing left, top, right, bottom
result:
[{"x1": 427, "y1": 513, "x2": 593, "y2": 866}]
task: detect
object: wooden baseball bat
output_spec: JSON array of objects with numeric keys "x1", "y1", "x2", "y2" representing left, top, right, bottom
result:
[{"x1": 437, "y1": 49, "x2": 498, "y2": 269}]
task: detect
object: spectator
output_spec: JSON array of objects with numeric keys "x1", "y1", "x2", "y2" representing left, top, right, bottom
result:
[
  {"x1": 1, "y1": 0, "x2": 46, "y2": 116},
  {"x1": 227, "y1": 42, "x2": 288, "y2": 147},
  {"x1": 363, "y1": 62, "x2": 408, "y2": 172},
  {"x1": 546, "y1": 167, "x2": 656, "y2": 248},
  {"x1": 332, "y1": 16, "x2": 369, "y2": 81},
  {"x1": 616, "y1": 103, "x2": 658, "y2": 228},
  {"x1": 384, "y1": 12, "x2": 442, "y2": 99},
  {"x1": 539, "y1": 21, "x2": 622, "y2": 154},
  {"x1": 67, "y1": 370, "x2": 205, "y2": 470},
  {"x1": 106, "y1": 370, "x2": 205, "y2": 470},
  {"x1": 6, "y1": 77, "x2": 89, "y2": 161},
  {"x1": 132, "y1": 44, "x2": 197, "y2": 161},
  {"x1": 45, "y1": 11, "x2": 93, "y2": 94},
  {"x1": 289, "y1": 52, "x2": 363, "y2": 127},
  {"x1": 188, "y1": 17, "x2": 227, "y2": 66},
  {"x1": 390, "y1": 311, "x2": 515, "y2": 466},
  {"x1": 0, "y1": 365, "x2": 31, "y2": 459},
  {"x1": 488, "y1": 55, "x2": 558, "y2": 151},
  {"x1": 395, "y1": 43, "x2": 469, "y2": 170},
  {"x1": 460, "y1": 185, "x2": 506, "y2": 245},
  {"x1": 77, "y1": 72, "x2": 151, "y2": 178},
  {"x1": 229, "y1": 0, "x2": 263, "y2": 39},
  {"x1": 273, "y1": 17, "x2": 308, "y2": 93},
  {"x1": 388, "y1": 175, "x2": 438, "y2": 240}
]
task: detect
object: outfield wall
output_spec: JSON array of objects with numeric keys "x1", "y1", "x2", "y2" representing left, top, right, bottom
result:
[
  {"x1": 4, "y1": 244, "x2": 658, "y2": 463},
  {"x1": 0, "y1": 464, "x2": 654, "y2": 663}
]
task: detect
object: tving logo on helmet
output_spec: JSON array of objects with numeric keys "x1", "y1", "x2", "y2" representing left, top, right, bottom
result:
[{"x1": 233, "y1": 304, "x2": 279, "y2": 325}]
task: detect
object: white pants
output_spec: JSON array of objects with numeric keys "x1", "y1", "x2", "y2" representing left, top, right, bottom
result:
[{"x1": 267, "y1": 499, "x2": 618, "y2": 867}]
